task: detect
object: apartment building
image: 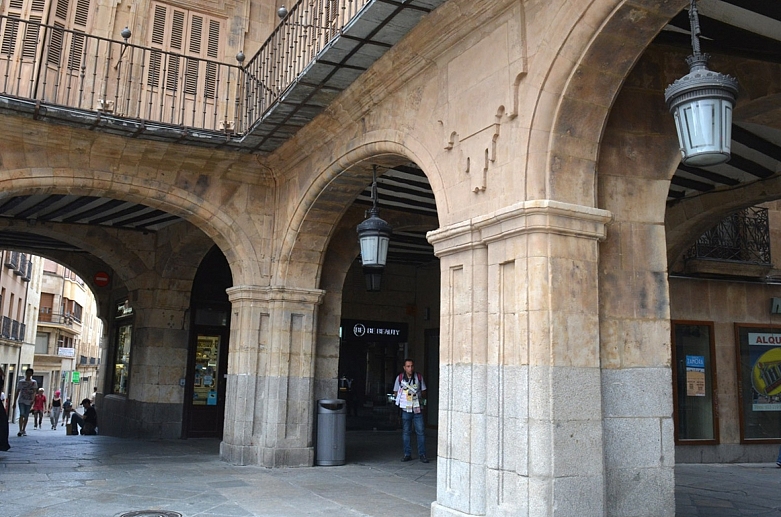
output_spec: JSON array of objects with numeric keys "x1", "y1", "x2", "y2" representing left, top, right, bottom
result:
[
  {"x1": 0, "y1": 251, "x2": 40, "y2": 405},
  {"x1": 35, "y1": 259, "x2": 102, "y2": 404}
]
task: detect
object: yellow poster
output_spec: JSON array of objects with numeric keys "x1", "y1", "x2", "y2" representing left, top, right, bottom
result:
[{"x1": 687, "y1": 369, "x2": 705, "y2": 397}]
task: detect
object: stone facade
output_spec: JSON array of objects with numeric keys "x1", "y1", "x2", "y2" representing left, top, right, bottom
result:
[{"x1": 1, "y1": 0, "x2": 781, "y2": 516}]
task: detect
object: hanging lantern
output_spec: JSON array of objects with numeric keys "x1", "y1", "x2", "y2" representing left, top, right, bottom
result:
[
  {"x1": 664, "y1": 0, "x2": 739, "y2": 167},
  {"x1": 356, "y1": 166, "x2": 392, "y2": 292}
]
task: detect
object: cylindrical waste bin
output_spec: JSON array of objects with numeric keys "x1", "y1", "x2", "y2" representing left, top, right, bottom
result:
[{"x1": 316, "y1": 399, "x2": 346, "y2": 466}]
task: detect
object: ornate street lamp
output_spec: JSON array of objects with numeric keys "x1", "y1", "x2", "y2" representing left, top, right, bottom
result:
[
  {"x1": 356, "y1": 166, "x2": 392, "y2": 292},
  {"x1": 664, "y1": 0, "x2": 739, "y2": 167}
]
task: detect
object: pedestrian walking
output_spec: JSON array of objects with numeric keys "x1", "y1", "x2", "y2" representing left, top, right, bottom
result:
[
  {"x1": 12, "y1": 368, "x2": 37, "y2": 437},
  {"x1": 61, "y1": 399, "x2": 73, "y2": 427},
  {"x1": 32, "y1": 388, "x2": 46, "y2": 429},
  {"x1": 49, "y1": 390, "x2": 63, "y2": 430}
]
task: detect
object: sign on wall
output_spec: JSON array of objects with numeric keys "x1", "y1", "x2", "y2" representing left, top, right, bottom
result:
[
  {"x1": 736, "y1": 325, "x2": 781, "y2": 441},
  {"x1": 340, "y1": 319, "x2": 408, "y2": 344},
  {"x1": 686, "y1": 355, "x2": 706, "y2": 397}
]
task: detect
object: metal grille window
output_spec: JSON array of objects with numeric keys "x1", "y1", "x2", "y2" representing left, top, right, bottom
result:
[{"x1": 686, "y1": 207, "x2": 771, "y2": 265}]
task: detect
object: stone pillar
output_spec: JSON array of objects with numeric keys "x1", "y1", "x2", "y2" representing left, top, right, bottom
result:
[
  {"x1": 100, "y1": 285, "x2": 191, "y2": 439},
  {"x1": 429, "y1": 200, "x2": 612, "y2": 517},
  {"x1": 222, "y1": 285, "x2": 266, "y2": 465},
  {"x1": 222, "y1": 285, "x2": 325, "y2": 467},
  {"x1": 598, "y1": 175, "x2": 675, "y2": 516}
]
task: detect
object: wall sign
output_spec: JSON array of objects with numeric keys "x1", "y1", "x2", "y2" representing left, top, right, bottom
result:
[
  {"x1": 341, "y1": 319, "x2": 408, "y2": 343},
  {"x1": 94, "y1": 271, "x2": 110, "y2": 287},
  {"x1": 686, "y1": 355, "x2": 706, "y2": 397},
  {"x1": 736, "y1": 325, "x2": 781, "y2": 441}
]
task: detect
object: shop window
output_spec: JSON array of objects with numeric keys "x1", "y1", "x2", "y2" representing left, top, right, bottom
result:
[
  {"x1": 672, "y1": 321, "x2": 718, "y2": 443},
  {"x1": 735, "y1": 324, "x2": 781, "y2": 442},
  {"x1": 112, "y1": 299, "x2": 133, "y2": 396}
]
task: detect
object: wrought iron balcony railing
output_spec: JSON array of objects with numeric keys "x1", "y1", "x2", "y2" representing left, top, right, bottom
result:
[
  {"x1": 0, "y1": 0, "x2": 370, "y2": 138},
  {"x1": 686, "y1": 207, "x2": 771, "y2": 265},
  {"x1": 0, "y1": 15, "x2": 246, "y2": 133},
  {"x1": 1, "y1": 315, "x2": 24, "y2": 340}
]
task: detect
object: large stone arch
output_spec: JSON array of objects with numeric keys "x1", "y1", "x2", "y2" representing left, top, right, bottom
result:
[
  {"x1": 0, "y1": 115, "x2": 275, "y2": 285},
  {"x1": 274, "y1": 129, "x2": 445, "y2": 290},
  {"x1": 539, "y1": 0, "x2": 686, "y2": 204}
]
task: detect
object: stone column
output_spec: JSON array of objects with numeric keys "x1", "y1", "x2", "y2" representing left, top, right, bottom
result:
[
  {"x1": 100, "y1": 285, "x2": 191, "y2": 439},
  {"x1": 222, "y1": 285, "x2": 267, "y2": 465},
  {"x1": 429, "y1": 200, "x2": 612, "y2": 517},
  {"x1": 222, "y1": 285, "x2": 325, "y2": 467},
  {"x1": 599, "y1": 169, "x2": 676, "y2": 517}
]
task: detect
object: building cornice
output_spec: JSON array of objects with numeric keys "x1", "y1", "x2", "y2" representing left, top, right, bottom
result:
[{"x1": 427, "y1": 200, "x2": 613, "y2": 257}]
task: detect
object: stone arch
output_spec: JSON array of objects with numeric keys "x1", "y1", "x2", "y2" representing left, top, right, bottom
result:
[
  {"x1": 275, "y1": 129, "x2": 445, "y2": 290},
  {"x1": 666, "y1": 177, "x2": 781, "y2": 266},
  {"x1": 534, "y1": 0, "x2": 686, "y2": 204},
  {"x1": 0, "y1": 168, "x2": 262, "y2": 284}
]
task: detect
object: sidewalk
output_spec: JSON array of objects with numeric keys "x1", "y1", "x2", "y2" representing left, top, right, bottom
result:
[
  {"x1": 2, "y1": 423, "x2": 781, "y2": 516},
  {"x1": 0, "y1": 424, "x2": 435, "y2": 517}
]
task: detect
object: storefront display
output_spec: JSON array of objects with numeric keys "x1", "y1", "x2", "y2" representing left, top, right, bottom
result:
[
  {"x1": 193, "y1": 335, "x2": 220, "y2": 406},
  {"x1": 672, "y1": 322, "x2": 717, "y2": 443},
  {"x1": 736, "y1": 324, "x2": 781, "y2": 441}
]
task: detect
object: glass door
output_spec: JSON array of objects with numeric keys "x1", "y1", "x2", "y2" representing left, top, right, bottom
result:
[{"x1": 185, "y1": 326, "x2": 228, "y2": 437}]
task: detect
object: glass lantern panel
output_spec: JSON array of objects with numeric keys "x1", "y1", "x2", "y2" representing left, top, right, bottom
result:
[
  {"x1": 682, "y1": 99, "x2": 718, "y2": 150},
  {"x1": 377, "y1": 236, "x2": 389, "y2": 266},
  {"x1": 722, "y1": 102, "x2": 733, "y2": 154},
  {"x1": 360, "y1": 236, "x2": 380, "y2": 265}
]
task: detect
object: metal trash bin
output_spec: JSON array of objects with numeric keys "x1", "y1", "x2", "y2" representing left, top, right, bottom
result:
[{"x1": 316, "y1": 399, "x2": 346, "y2": 466}]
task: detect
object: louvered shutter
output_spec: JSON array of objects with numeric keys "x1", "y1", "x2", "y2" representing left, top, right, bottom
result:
[
  {"x1": 1, "y1": 0, "x2": 24, "y2": 56},
  {"x1": 47, "y1": 0, "x2": 68, "y2": 65},
  {"x1": 67, "y1": 0, "x2": 89, "y2": 70},
  {"x1": 183, "y1": 14, "x2": 201, "y2": 95},
  {"x1": 204, "y1": 19, "x2": 219, "y2": 99},
  {"x1": 147, "y1": 3, "x2": 166, "y2": 88},
  {"x1": 165, "y1": 8, "x2": 185, "y2": 91},
  {"x1": 21, "y1": 0, "x2": 46, "y2": 59}
]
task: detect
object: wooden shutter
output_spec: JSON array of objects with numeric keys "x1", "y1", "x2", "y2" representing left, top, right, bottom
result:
[
  {"x1": 165, "y1": 8, "x2": 185, "y2": 91},
  {"x1": 147, "y1": 4, "x2": 166, "y2": 87},
  {"x1": 1, "y1": 0, "x2": 24, "y2": 56},
  {"x1": 183, "y1": 14, "x2": 202, "y2": 95},
  {"x1": 47, "y1": 0, "x2": 69, "y2": 65},
  {"x1": 204, "y1": 19, "x2": 219, "y2": 98}
]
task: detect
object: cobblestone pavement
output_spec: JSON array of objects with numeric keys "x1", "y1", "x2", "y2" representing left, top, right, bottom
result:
[{"x1": 1, "y1": 422, "x2": 780, "y2": 516}]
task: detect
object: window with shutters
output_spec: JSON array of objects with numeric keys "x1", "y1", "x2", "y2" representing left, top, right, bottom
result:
[
  {"x1": 1, "y1": 0, "x2": 48, "y2": 58},
  {"x1": 147, "y1": 2, "x2": 223, "y2": 98},
  {"x1": 47, "y1": 0, "x2": 91, "y2": 70}
]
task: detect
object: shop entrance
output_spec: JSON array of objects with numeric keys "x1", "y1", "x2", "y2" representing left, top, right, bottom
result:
[
  {"x1": 338, "y1": 319, "x2": 407, "y2": 430},
  {"x1": 183, "y1": 246, "x2": 232, "y2": 438}
]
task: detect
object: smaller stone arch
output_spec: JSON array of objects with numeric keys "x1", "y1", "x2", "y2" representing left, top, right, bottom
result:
[{"x1": 275, "y1": 129, "x2": 446, "y2": 291}]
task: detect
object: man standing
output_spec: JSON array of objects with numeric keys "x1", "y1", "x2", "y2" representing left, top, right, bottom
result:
[
  {"x1": 12, "y1": 368, "x2": 37, "y2": 437},
  {"x1": 394, "y1": 358, "x2": 428, "y2": 463}
]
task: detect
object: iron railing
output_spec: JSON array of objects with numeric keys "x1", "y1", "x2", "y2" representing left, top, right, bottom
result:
[
  {"x1": 38, "y1": 310, "x2": 79, "y2": 326},
  {"x1": 241, "y1": 0, "x2": 370, "y2": 130},
  {"x1": 686, "y1": 207, "x2": 771, "y2": 265},
  {"x1": 0, "y1": 0, "x2": 369, "y2": 136},
  {"x1": 1, "y1": 315, "x2": 24, "y2": 340},
  {"x1": 0, "y1": 15, "x2": 247, "y2": 132}
]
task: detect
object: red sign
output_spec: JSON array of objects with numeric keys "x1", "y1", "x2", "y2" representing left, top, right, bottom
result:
[{"x1": 94, "y1": 271, "x2": 110, "y2": 287}]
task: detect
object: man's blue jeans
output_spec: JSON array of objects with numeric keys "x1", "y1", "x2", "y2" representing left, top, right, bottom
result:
[{"x1": 401, "y1": 410, "x2": 426, "y2": 457}]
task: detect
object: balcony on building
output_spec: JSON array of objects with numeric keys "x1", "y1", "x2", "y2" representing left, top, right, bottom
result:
[
  {"x1": 683, "y1": 207, "x2": 773, "y2": 279},
  {"x1": 0, "y1": 1, "x2": 446, "y2": 153}
]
